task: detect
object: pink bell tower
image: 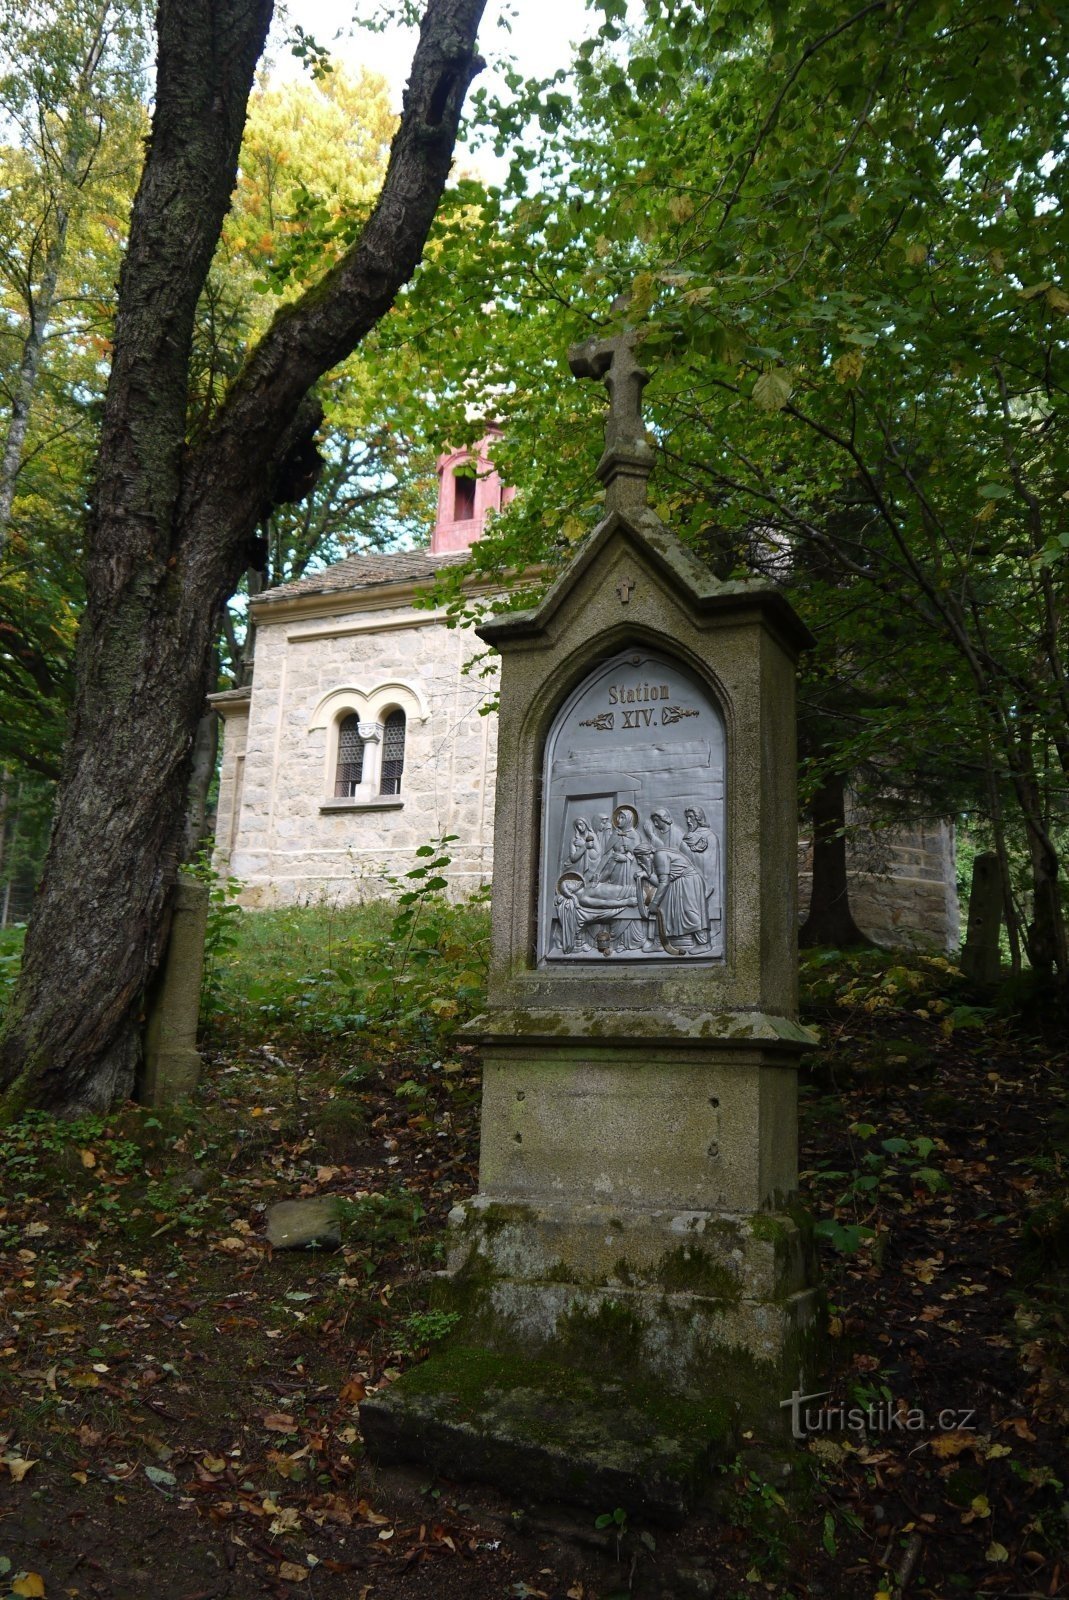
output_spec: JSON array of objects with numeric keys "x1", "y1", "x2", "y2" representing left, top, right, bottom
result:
[{"x1": 431, "y1": 425, "x2": 514, "y2": 554}]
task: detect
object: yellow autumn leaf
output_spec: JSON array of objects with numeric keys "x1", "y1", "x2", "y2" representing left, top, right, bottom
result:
[
  {"x1": 277, "y1": 1561, "x2": 308, "y2": 1582},
  {"x1": 4, "y1": 1456, "x2": 39, "y2": 1482},
  {"x1": 833, "y1": 349, "x2": 866, "y2": 385},
  {"x1": 79, "y1": 1149, "x2": 96, "y2": 1169},
  {"x1": 930, "y1": 1432, "x2": 971, "y2": 1458},
  {"x1": 971, "y1": 1494, "x2": 991, "y2": 1517},
  {"x1": 12, "y1": 1575, "x2": 46, "y2": 1598},
  {"x1": 986, "y1": 1541, "x2": 1009, "y2": 1563}
]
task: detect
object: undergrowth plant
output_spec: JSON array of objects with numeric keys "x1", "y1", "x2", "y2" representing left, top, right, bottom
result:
[
  {"x1": 205, "y1": 835, "x2": 491, "y2": 1057},
  {"x1": 187, "y1": 849, "x2": 244, "y2": 1026},
  {"x1": 806, "y1": 1123, "x2": 949, "y2": 1256},
  {"x1": 0, "y1": 923, "x2": 25, "y2": 1018}
]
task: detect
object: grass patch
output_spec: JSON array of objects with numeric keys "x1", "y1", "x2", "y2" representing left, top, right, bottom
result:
[{"x1": 204, "y1": 889, "x2": 490, "y2": 1058}]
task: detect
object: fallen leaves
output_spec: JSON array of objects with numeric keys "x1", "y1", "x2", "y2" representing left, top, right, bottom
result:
[
  {"x1": 356, "y1": 1499, "x2": 391, "y2": 1527},
  {"x1": 2, "y1": 1454, "x2": 38, "y2": 1482},
  {"x1": 11, "y1": 1575, "x2": 46, "y2": 1598}
]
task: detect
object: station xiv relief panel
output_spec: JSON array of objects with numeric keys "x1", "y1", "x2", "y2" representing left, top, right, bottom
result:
[{"x1": 539, "y1": 650, "x2": 726, "y2": 962}]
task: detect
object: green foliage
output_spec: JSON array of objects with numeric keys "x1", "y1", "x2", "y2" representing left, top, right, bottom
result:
[
  {"x1": 809, "y1": 1122, "x2": 948, "y2": 1257},
  {"x1": 337, "y1": 1186, "x2": 425, "y2": 1250},
  {"x1": 206, "y1": 839, "x2": 490, "y2": 1056},
  {"x1": 0, "y1": 922, "x2": 23, "y2": 1015},
  {"x1": 0, "y1": 0, "x2": 150, "y2": 782},
  {"x1": 0, "y1": 1100, "x2": 233, "y2": 1252},
  {"x1": 395, "y1": 0, "x2": 1069, "y2": 975},
  {"x1": 594, "y1": 1505, "x2": 628, "y2": 1531},
  {"x1": 799, "y1": 947, "x2": 967, "y2": 1021},
  {"x1": 185, "y1": 850, "x2": 244, "y2": 1024},
  {"x1": 394, "y1": 1308, "x2": 460, "y2": 1357}
]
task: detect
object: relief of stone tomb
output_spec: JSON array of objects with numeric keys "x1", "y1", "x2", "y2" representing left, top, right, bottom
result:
[{"x1": 538, "y1": 649, "x2": 726, "y2": 962}]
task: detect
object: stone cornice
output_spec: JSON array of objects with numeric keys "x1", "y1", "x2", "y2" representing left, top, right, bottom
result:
[{"x1": 250, "y1": 572, "x2": 504, "y2": 626}]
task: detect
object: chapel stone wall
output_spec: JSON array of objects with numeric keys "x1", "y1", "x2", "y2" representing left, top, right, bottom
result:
[
  {"x1": 797, "y1": 814, "x2": 959, "y2": 953},
  {"x1": 220, "y1": 599, "x2": 498, "y2": 908}
]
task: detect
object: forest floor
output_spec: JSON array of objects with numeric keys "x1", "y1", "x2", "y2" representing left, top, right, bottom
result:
[{"x1": 1, "y1": 946, "x2": 1067, "y2": 1600}]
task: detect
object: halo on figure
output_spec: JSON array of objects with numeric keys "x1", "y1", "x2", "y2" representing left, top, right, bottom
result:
[
  {"x1": 612, "y1": 804, "x2": 638, "y2": 830},
  {"x1": 556, "y1": 871, "x2": 585, "y2": 896}
]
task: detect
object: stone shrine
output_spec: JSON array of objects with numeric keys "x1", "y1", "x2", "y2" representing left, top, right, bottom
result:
[{"x1": 360, "y1": 331, "x2": 823, "y2": 1517}]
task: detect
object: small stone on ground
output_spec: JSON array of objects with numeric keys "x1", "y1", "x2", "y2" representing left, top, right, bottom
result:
[{"x1": 265, "y1": 1197, "x2": 342, "y2": 1249}]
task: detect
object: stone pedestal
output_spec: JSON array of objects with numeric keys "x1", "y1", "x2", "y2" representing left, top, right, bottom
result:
[
  {"x1": 416, "y1": 1011, "x2": 822, "y2": 1439},
  {"x1": 362, "y1": 438, "x2": 820, "y2": 1510},
  {"x1": 140, "y1": 877, "x2": 209, "y2": 1108}
]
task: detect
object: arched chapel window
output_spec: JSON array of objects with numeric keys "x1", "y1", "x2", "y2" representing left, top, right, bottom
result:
[
  {"x1": 454, "y1": 472, "x2": 476, "y2": 521},
  {"x1": 380, "y1": 709, "x2": 406, "y2": 795},
  {"x1": 334, "y1": 714, "x2": 365, "y2": 797}
]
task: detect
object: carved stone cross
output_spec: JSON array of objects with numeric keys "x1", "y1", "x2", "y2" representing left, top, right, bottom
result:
[
  {"x1": 568, "y1": 325, "x2": 654, "y2": 514},
  {"x1": 615, "y1": 574, "x2": 635, "y2": 604}
]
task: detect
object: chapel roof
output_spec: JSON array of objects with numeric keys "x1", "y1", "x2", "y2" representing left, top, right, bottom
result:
[{"x1": 253, "y1": 547, "x2": 470, "y2": 605}]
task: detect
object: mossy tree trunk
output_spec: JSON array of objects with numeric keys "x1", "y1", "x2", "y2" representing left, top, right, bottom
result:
[{"x1": 0, "y1": 0, "x2": 485, "y2": 1116}]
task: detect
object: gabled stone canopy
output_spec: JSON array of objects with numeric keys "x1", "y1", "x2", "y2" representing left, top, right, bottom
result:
[{"x1": 478, "y1": 505, "x2": 814, "y2": 660}]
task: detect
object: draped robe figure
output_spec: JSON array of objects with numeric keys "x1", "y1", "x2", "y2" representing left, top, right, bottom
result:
[
  {"x1": 682, "y1": 806, "x2": 722, "y2": 931},
  {"x1": 646, "y1": 810, "x2": 710, "y2": 952}
]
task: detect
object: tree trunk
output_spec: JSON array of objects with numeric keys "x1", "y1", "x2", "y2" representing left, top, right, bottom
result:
[
  {"x1": 0, "y1": 0, "x2": 486, "y2": 1117},
  {"x1": 0, "y1": 214, "x2": 69, "y2": 556},
  {"x1": 0, "y1": 2, "x2": 114, "y2": 557},
  {"x1": 959, "y1": 851, "x2": 1002, "y2": 986},
  {"x1": 182, "y1": 704, "x2": 220, "y2": 862},
  {"x1": 799, "y1": 771, "x2": 872, "y2": 949},
  {"x1": 1022, "y1": 813, "x2": 1067, "y2": 979}
]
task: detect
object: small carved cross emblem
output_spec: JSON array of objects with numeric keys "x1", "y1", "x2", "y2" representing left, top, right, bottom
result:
[{"x1": 616, "y1": 574, "x2": 636, "y2": 604}]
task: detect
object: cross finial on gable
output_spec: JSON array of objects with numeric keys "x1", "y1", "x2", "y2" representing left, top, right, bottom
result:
[{"x1": 568, "y1": 319, "x2": 654, "y2": 515}]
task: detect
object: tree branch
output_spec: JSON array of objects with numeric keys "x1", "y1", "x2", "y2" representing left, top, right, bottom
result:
[{"x1": 181, "y1": 0, "x2": 486, "y2": 577}]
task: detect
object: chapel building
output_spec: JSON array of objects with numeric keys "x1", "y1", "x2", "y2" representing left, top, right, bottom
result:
[
  {"x1": 210, "y1": 434, "x2": 959, "y2": 951},
  {"x1": 210, "y1": 433, "x2": 507, "y2": 905}
]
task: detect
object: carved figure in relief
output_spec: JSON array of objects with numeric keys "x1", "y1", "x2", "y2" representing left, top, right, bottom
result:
[
  {"x1": 646, "y1": 807, "x2": 684, "y2": 851},
  {"x1": 554, "y1": 872, "x2": 586, "y2": 953},
  {"x1": 594, "y1": 805, "x2": 644, "y2": 894},
  {"x1": 646, "y1": 810, "x2": 710, "y2": 953},
  {"x1": 565, "y1": 816, "x2": 600, "y2": 877},
  {"x1": 683, "y1": 806, "x2": 723, "y2": 932}
]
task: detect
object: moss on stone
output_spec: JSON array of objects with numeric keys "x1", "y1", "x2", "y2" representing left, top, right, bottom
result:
[
  {"x1": 748, "y1": 1213, "x2": 791, "y2": 1245},
  {"x1": 656, "y1": 1244, "x2": 742, "y2": 1301},
  {"x1": 395, "y1": 1342, "x2": 734, "y2": 1456},
  {"x1": 558, "y1": 1296, "x2": 646, "y2": 1366}
]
